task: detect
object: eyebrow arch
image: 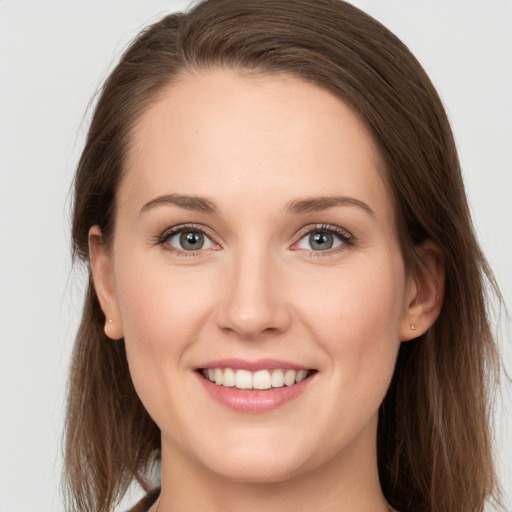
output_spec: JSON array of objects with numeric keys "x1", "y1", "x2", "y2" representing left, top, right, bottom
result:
[
  {"x1": 139, "y1": 194, "x2": 220, "y2": 216},
  {"x1": 285, "y1": 196, "x2": 375, "y2": 216}
]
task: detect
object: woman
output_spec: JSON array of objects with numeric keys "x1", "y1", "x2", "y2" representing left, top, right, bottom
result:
[{"x1": 64, "y1": 1, "x2": 502, "y2": 511}]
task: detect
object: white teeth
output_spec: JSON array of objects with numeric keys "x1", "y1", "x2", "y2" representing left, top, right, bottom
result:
[
  {"x1": 296, "y1": 369, "x2": 308, "y2": 383},
  {"x1": 223, "y1": 367, "x2": 236, "y2": 387},
  {"x1": 284, "y1": 369, "x2": 296, "y2": 386},
  {"x1": 235, "y1": 369, "x2": 253, "y2": 389},
  {"x1": 271, "y1": 369, "x2": 285, "y2": 387},
  {"x1": 253, "y1": 370, "x2": 272, "y2": 390},
  {"x1": 202, "y1": 367, "x2": 312, "y2": 389}
]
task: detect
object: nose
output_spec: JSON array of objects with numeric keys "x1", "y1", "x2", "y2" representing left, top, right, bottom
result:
[{"x1": 214, "y1": 247, "x2": 291, "y2": 340}]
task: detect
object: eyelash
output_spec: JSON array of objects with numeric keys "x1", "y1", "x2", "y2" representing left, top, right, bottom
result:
[
  {"x1": 293, "y1": 224, "x2": 355, "y2": 257},
  {"x1": 155, "y1": 223, "x2": 355, "y2": 258},
  {"x1": 155, "y1": 223, "x2": 218, "y2": 258}
]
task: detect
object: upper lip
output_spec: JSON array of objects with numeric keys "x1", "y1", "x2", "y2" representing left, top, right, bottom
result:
[{"x1": 197, "y1": 358, "x2": 312, "y2": 372}]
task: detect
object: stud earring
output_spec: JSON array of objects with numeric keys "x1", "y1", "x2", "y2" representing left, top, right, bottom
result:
[
  {"x1": 104, "y1": 319, "x2": 114, "y2": 337},
  {"x1": 410, "y1": 324, "x2": 417, "y2": 330}
]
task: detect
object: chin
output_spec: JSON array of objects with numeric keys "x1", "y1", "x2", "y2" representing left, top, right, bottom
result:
[
  {"x1": 192, "y1": 436, "x2": 319, "y2": 484},
  {"x1": 207, "y1": 456, "x2": 310, "y2": 484}
]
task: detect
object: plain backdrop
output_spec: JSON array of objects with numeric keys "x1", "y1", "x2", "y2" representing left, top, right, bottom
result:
[{"x1": 0, "y1": 1, "x2": 510, "y2": 511}]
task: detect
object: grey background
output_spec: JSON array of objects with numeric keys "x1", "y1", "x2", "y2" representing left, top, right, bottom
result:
[{"x1": 0, "y1": 1, "x2": 510, "y2": 510}]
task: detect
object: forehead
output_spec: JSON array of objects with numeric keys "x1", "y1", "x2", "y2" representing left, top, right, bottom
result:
[{"x1": 120, "y1": 69, "x2": 392, "y2": 222}]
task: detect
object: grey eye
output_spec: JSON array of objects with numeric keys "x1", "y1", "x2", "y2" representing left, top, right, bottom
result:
[
  {"x1": 296, "y1": 230, "x2": 344, "y2": 251},
  {"x1": 309, "y1": 232, "x2": 334, "y2": 251},
  {"x1": 180, "y1": 231, "x2": 205, "y2": 250},
  {"x1": 166, "y1": 230, "x2": 214, "y2": 251}
]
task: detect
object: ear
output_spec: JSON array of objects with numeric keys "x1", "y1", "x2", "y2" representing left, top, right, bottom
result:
[
  {"x1": 88, "y1": 225, "x2": 124, "y2": 340},
  {"x1": 400, "y1": 241, "x2": 445, "y2": 341}
]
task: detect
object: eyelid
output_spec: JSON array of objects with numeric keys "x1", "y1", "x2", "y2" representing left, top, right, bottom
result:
[
  {"x1": 155, "y1": 223, "x2": 221, "y2": 255},
  {"x1": 290, "y1": 223, "x2": 354, "y2": 254},
  {"x1": 153, "y1": 222, "x2": 354, "y2": 257}
]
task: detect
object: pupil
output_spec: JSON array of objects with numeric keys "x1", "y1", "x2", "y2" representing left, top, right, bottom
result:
[
  {"x1": 180, "y1": 231, "x2": 204, "y2": 250},
  {"x1": 310, "y1": 232, "x2": 333, "y2": 250}
]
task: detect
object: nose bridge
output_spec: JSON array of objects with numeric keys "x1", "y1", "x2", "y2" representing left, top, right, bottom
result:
[{"x1": 216, "y1": 241, "x2": 290, "y2": 338}]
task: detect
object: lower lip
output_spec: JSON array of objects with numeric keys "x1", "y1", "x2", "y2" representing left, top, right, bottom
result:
[{"x1": 196, "y1": 372, "x2": 315, "y2": 413}]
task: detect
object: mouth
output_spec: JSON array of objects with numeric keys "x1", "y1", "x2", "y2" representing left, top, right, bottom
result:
[
  {"x1": 195, "y1": 358, "x2": 318, "y2": 412},
  {"x1": 198, "y1": 367, "x2": 316, "y2": 390}
]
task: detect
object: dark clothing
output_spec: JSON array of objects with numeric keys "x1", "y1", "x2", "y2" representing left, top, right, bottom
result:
[
  {"x1": 128, "y1": 488, "x2": 408, "y2": 512},
  {"x1": 127, "y1": 488, "x2": 160, "y2": 512}
]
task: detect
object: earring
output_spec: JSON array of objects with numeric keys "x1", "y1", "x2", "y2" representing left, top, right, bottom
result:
[
  {"x1": 410, "y1": 324, "x2": 417, "y2": 330},
  {"x1": 104, "y1": 319, "x2": 113, "y2": 336}
]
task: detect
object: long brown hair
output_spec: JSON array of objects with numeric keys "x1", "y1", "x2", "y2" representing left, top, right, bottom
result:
[{"x1": 65, "y1": 1, "x2": 502, "y2": 511}]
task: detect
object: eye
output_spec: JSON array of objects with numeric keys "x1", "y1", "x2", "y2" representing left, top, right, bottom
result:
[
  {"x1": 161, "y1": 226, "x2": 216, "y2": 252},
  {"x1": 294, "y1": 225, "x2": 353, "y2": 252}
]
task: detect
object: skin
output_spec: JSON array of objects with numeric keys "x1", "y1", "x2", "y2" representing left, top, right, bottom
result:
[{"x1": 90, "y1": 69, "x2": 444, "y2": 512}]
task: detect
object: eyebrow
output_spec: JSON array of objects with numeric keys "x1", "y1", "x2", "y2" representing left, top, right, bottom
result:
[
  {"x1": 285, "y1": 196, "x2": 375, "y2": 217},
  {"x1": 139, "y1": 193, "x2": 375, "y2": 217},
  {"x1": 139, "y1": 194, "x2": 220, "y2": 216}
]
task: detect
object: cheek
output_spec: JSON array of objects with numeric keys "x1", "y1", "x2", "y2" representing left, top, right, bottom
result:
[
  {"x1": 112, "y1": 251, "x2": 218, "y2": 409},
  {"x1": 114, "y1": 246, "x2": 215, "y2": 346},
  {"x1": 117, "y1": 270, "x2": 177, "y2": 355},
  {"x1": 302, "y1": 258, "x2": 404, "y2": 331},
  {"x1": 297, "y1": 254, "x2": 406, "y2": 392}
]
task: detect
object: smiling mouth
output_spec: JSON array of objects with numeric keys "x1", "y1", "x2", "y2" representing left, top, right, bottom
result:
[{"x1": 199, "y1": 368, "x2": 317, "y2": 390}]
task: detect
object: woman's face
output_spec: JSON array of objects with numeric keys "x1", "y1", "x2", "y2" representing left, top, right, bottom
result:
[{"x1": 93, "y1": 69, "x2": 418, "y2": 482}]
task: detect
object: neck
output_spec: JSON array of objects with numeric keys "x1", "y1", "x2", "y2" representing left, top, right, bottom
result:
[{"x1": 156, "y1": 417, "x2": 391, "y2": 512}]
